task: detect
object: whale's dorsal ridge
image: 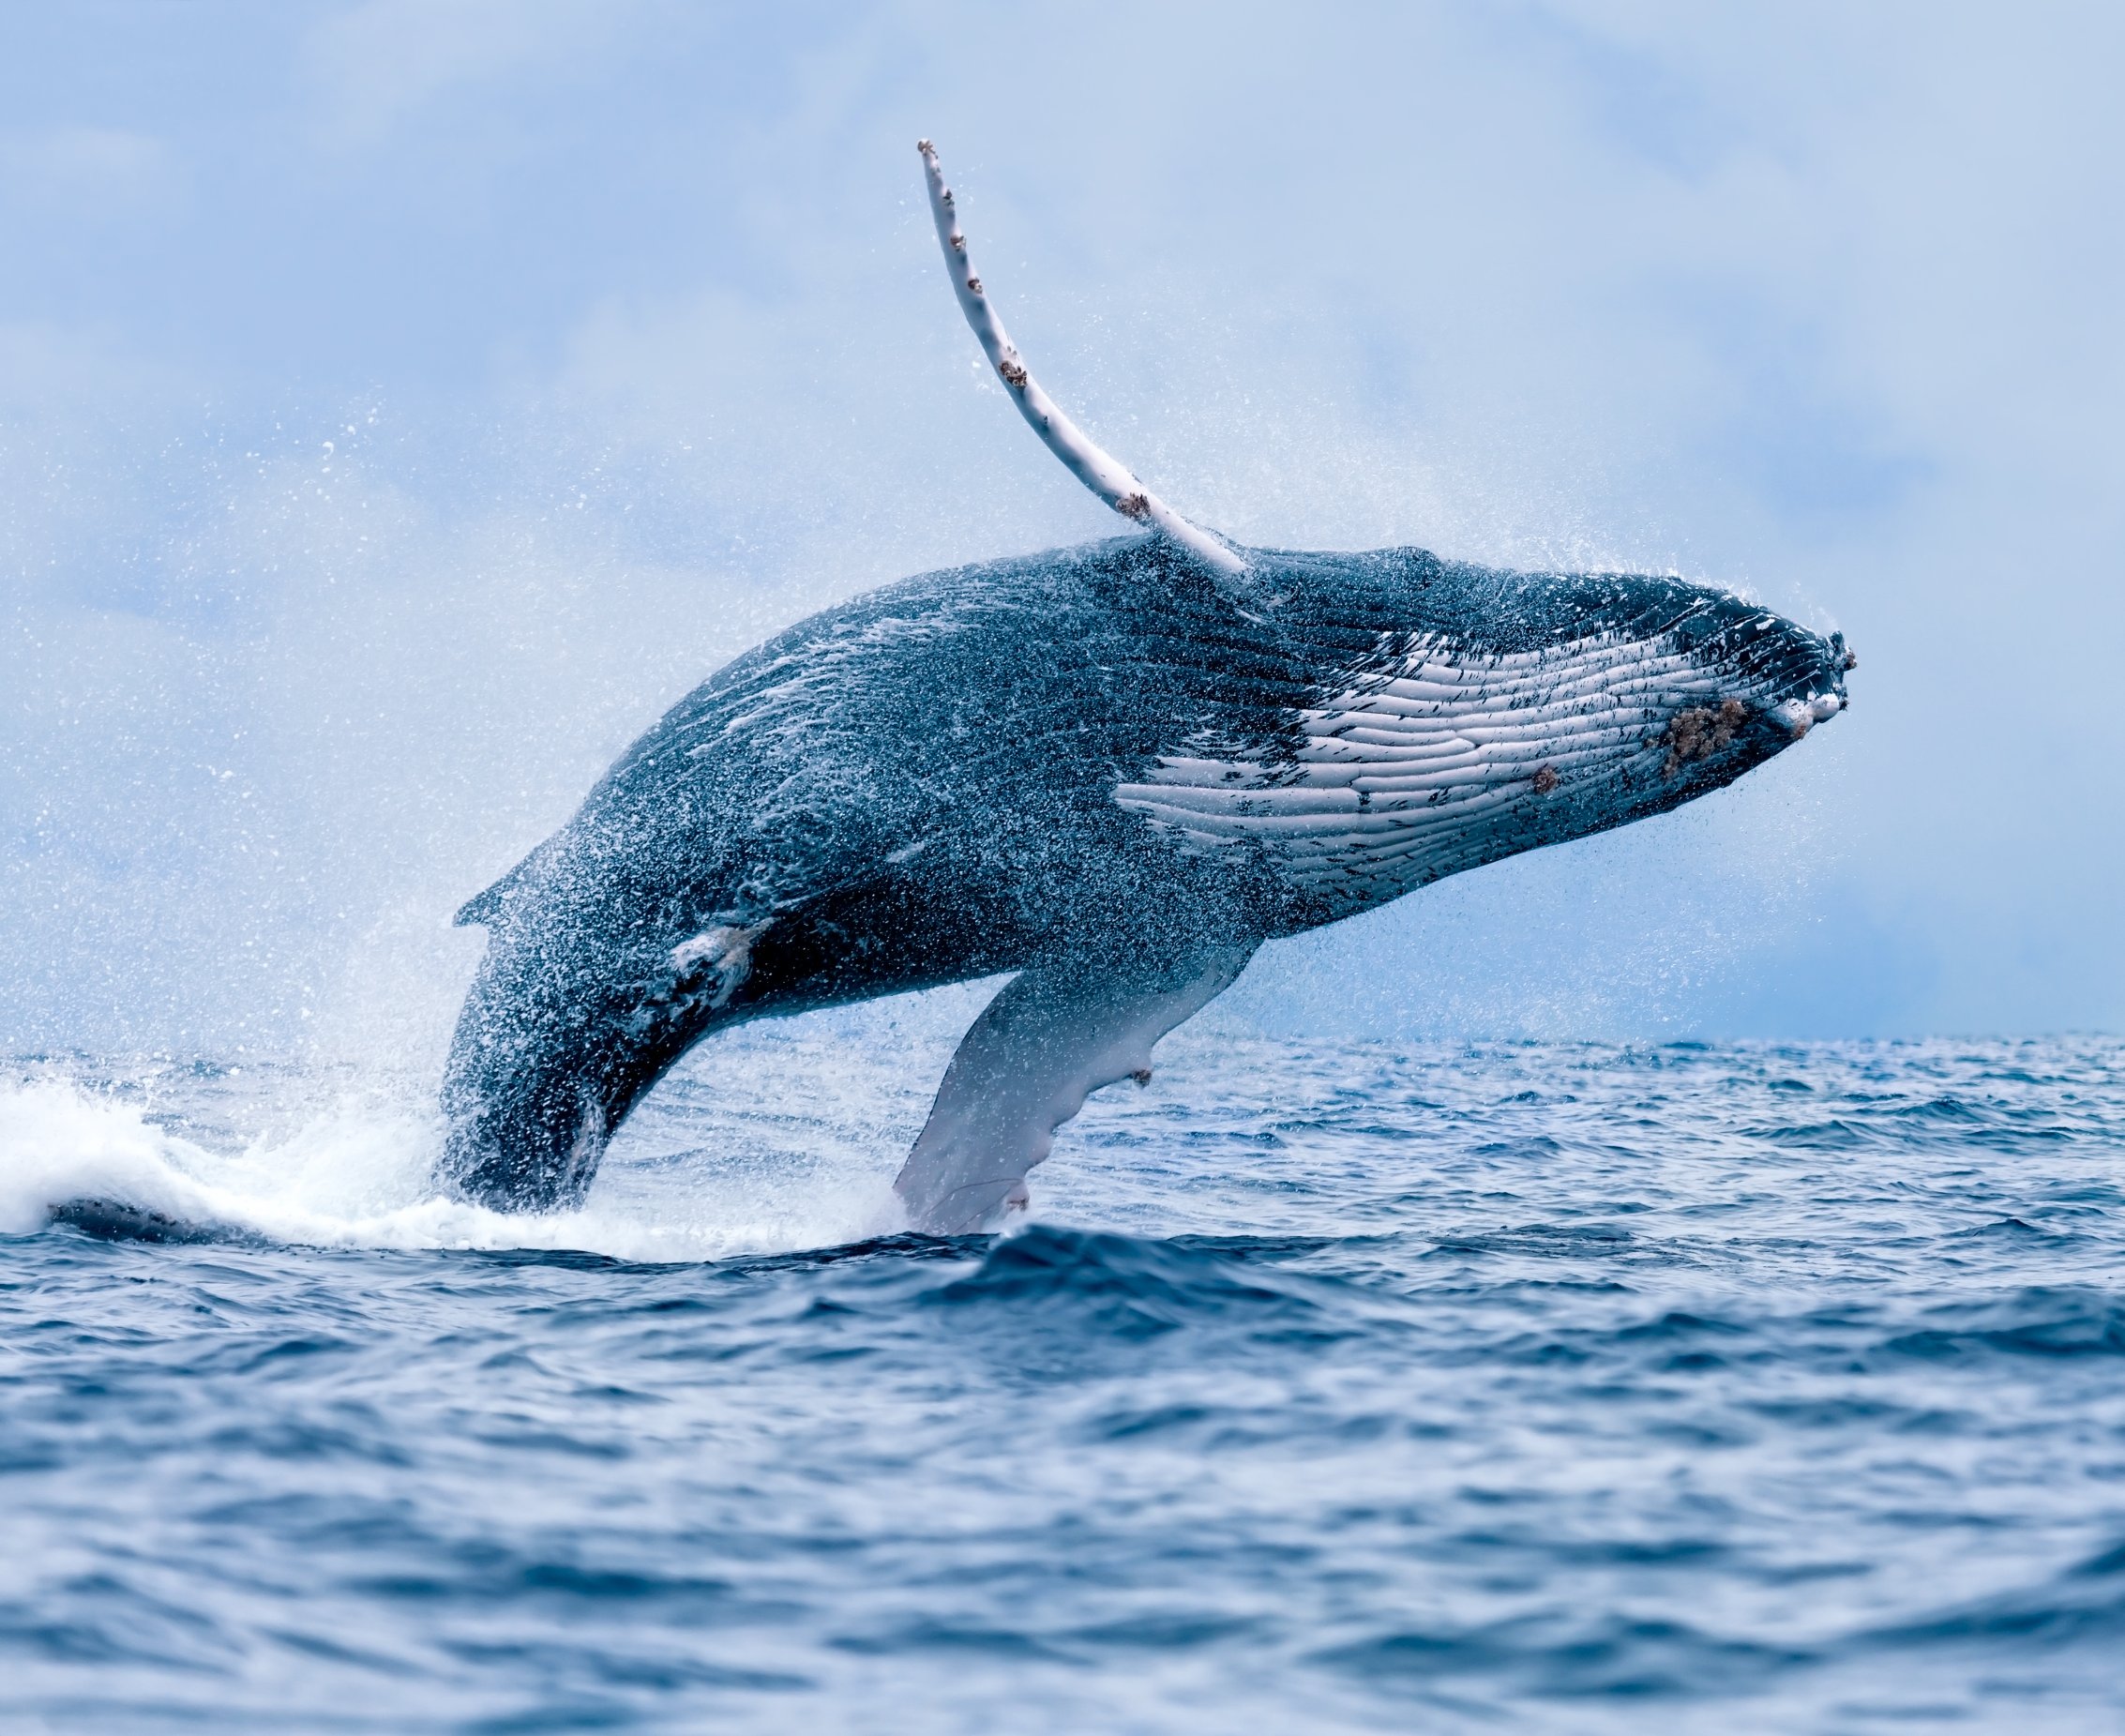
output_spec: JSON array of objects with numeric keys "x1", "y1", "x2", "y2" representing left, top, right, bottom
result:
[
  {"x1": 916, "y1": 138, "x2": 1246, "y2": 584},
  {"x1": 454, "y1": 882, "x2": 505, "y2": 928}
]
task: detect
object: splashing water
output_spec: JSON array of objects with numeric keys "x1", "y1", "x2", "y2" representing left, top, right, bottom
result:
[
  {"x1": 0, "y1": 1069, "x2": 904, "y2": 1270},
  {"x1": 0, "y1": 988, "x2": 998, "y2": 1260}
]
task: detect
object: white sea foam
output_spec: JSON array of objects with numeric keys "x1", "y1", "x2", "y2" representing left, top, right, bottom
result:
[{"x1": 0, "y1": 989, "x2": 995, "y2": 1260}]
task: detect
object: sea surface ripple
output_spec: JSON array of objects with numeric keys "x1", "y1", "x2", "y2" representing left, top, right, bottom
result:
[{"x1": 4, "y1": 1028, "x2": 2123, "y2": 1731}]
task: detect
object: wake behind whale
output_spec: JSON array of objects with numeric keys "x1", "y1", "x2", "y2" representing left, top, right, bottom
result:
[{"x1": 435, "y1": 141, "x2": 1851, "y2": 1233}]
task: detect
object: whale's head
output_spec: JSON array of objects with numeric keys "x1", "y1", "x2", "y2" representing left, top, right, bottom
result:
[
  {"x1": 1118, "y1": 550, "x2": 1854, "y2": 920},
  {"x1": 1589, "y1": 575, "x2": 1853, "y2": 806},
  {"x1": 1329, "y1": 557, "x2": 1853, "y2": 891}
]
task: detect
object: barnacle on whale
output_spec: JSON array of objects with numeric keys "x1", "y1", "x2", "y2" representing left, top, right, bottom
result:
[{"x1": 1663, "y1": 698, "x2": 1749, "y2": 777}]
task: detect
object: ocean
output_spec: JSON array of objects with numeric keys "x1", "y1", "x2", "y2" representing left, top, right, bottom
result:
[{"x1": 3, "y1": 1010, "x2": 2121, "y2": 1732}]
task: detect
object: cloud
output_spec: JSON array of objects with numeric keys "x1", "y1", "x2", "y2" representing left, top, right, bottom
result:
[
  {"x1": 2, "y1": 1, "x2": 2120, "y2": 1047},
  {"x1": 0, "y1": 320, "x2": 195, "y2": 414},
  {"x1": 0, "y1": 126, "x2": 184, "y2": 217},
  {"x1": 301, "y1": 0, "x2": 652, "y2": 147}
]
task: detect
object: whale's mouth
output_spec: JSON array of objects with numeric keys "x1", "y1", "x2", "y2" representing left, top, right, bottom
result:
[
  {"x1": 1770, "y1": 688, "x2": 1845, "y2": 742},
  {"x1": 1760, "y1": 628, "x2": 1852, "y2": 747}
]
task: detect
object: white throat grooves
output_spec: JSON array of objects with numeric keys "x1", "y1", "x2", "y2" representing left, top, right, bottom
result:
[
  {"x1": 915, "y1": 139, "x2": 1244, "y2": 578},
  {"x1": 1116, "y1": 631, "x2": 1728, "y2": 911}
]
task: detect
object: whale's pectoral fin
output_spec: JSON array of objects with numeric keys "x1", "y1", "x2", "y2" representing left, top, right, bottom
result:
[
  {"x1": 893, "y1": 942, "x2": 1257, "y2": 1234},
  {"x1": 914, "y1": 138, "x2": 1246, "y2": 582}
]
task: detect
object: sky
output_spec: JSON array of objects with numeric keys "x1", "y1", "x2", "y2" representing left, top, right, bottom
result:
[{"x1": 2, "y1": 0, "x2": 2120, "y2": 1062}]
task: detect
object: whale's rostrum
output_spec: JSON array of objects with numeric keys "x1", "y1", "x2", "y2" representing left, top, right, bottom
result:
[{"x1": 438, "y1": 141, "x2": 1852, "y2": 1231}]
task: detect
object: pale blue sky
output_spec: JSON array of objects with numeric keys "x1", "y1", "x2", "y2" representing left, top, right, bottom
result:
[{"x1": 4, "y1": 2, "x2": 2120, "y2": 1057}]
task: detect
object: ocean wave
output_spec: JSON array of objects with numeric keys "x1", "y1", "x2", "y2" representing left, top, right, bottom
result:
[
  {"x1": 8, "y1": 1034, "x2": 2125, "y2": 1730},
  {"x1": 930, "y1": 1224, "x2": 1331, "y2": 1340}
]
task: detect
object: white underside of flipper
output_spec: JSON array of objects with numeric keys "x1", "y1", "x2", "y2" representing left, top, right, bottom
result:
[{"x1": 893, "y1": 946, "x2": 1255, "y2": 1234}]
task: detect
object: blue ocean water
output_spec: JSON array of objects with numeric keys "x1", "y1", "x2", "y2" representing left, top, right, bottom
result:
[{"x1": 3, "y1": 1017, "x2": 2122, "y2": 1732}]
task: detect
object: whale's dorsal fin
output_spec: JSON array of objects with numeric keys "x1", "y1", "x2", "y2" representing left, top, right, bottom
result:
[
  {"x1": 454, "y1": 874, "x2": 514, "y2": 928},
  {"x1": 917, "y1": 140, "x2": 1245, "y2": 580},
  {"x1": 454, "y1": 839, "x2": 549, "y2": 927}
]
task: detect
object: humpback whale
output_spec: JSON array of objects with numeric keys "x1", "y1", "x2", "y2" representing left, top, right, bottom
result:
[{"x1": 440, "y1": 142, "x2": 1852, "y2": 1232}]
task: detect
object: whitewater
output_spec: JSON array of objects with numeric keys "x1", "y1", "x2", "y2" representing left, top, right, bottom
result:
[{"x1": 3, "y1": 1005, "x2": 2121, "y2": 1732}]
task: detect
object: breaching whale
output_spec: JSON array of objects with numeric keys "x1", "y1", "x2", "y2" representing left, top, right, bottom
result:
[{"x1": 440, "y1": 141, "x2": 1852, "y2": 1232}]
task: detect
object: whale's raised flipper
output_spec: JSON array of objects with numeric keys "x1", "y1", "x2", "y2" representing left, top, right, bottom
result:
[
  {"x1": 916, "y1": 139, "x2": 1245, "y2": 580},
  {"x1": 894, "y1": 943, "x2": 1257, "y2": 1235}
]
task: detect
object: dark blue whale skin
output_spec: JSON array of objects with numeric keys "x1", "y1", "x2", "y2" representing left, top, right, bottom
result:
[{"x1": 441, "y1": 536, "x2": 1847, "y2": 1213}]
